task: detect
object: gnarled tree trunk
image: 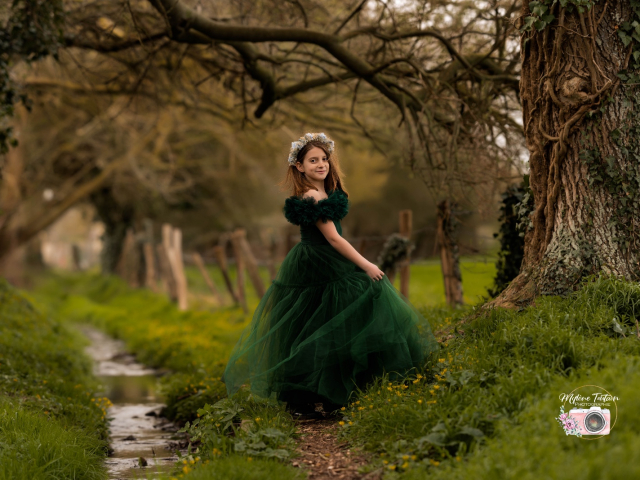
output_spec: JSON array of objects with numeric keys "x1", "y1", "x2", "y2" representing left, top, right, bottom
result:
[{"x1": 496, "y1": 1, "x2": 639, "y2": 307}]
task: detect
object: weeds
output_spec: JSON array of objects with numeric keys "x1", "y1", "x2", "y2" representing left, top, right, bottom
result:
[{"x1": 0, "y1": 279, "x2": 108, "y2": 480}]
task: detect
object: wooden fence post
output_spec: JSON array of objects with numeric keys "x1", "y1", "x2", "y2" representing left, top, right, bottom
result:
[
  {"x1": 436, "y1": 200, "x2": 464, "y2": 307},
  {"x1": 171, "y1": 227, "x2": 189, "y2": 311},
  {"x1": 213, "y1": 242, "x2": 239, "y2": 303},
  {"x1": 161, "y1": 223, "x2": 188, "y2": 310},
  {"x1": 192, "y1": 252, "x2": 223, "y2": 304},
  {"x1": 399, "y1": 210, "x2": 413, "y2": 298},
  {"x1": 156, "y1": 243, "x2": 176, "y2": 300},
  {"x1": 142, "y1": 219, "x2": 157, "y2": 291},
  {"x1": 230, "y1": 229, "x2": 248, "y2": 313},
  {"x1": 240, "y1": 232, "x2": 266, "y2": 298}
]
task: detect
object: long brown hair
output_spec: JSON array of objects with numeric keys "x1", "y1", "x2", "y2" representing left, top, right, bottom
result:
[{"x1": 279, "y1": 139, "x2": 349, "y2": 198}]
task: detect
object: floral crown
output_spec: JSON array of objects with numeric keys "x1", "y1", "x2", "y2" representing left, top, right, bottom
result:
[{"x1": 288, "y1": 132, "x2": 335, "y2": 166}]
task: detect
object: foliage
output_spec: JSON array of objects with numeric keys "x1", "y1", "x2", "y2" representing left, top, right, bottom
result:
[
  {"x1": 169, "y1": 456, "x2": 305, "y2": 480},
  {"x1": 616, "y1": 0, "x2": 640, "y2": 76},
  {"x1": 377, "y1": 233, "x2": 415, "y2": 274},
  {"x1": 487, "y1": 177, "x2": 529, "y2": 297},
  {"x1": 0, "y1": 278, "x2": 108, "y2": 479},
  {"x1": 521, "y1": 0, "x2": 595, "y2": 33},
  {"x1": 29, "y1": 266, "x2": 495, "y2": 478},
  {"x1": 30, "y1": 272, "x2": 303, "y2": 477},
  {"x1": 339, "y1": 275, "x2": 640, "y2": 475},
  {"x1": 579, "y1": 87, "x2": 640, "y2": 257},
  {"x1": 0, "y1": 0, "x2": 64, "y2": 153},
  {"x1": 178, "y1": 396, "x2": 297, "y2": 465}
]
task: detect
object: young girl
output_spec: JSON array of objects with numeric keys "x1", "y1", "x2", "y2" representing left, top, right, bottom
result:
[{"x1": 223, "y1": 132, "x2": 439, "y2": 418}]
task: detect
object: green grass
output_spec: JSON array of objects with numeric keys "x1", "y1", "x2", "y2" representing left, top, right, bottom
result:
[
  {"x1": 339, "y1": 275, "x2": 640, "y2": 477},
  {"x1": 183, "y1": 257, "x2": 497, "y2": 310},
  {"x1": 394, "y1": 257, "x2": 496, "y2": 307},
  {"x1": 173, "y1": 456, "x2": 304, "y2": 480},
  {"x1": 421, "y1": 354, "x2": 640, "y2": 479},
  {"x1": 0, "y1": 279, "x2": 108, "y2": 480},
  {"x1": 26, "y1": 260, "x2": 640, "y2": 478},
  {"x1": 26, "y1": 258, "x2": 496, "y2": 479},
  {"x1": 30, "y1": 273, "x2": 304, "y2": 479}
]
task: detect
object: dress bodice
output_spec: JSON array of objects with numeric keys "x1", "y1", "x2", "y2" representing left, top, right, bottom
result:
[
  {"x1": 283, "y1": 188, "x2": 349, "y2": 246},
  {"x1": 300, "y1": 219, "x2": 343, "y2": 245}
]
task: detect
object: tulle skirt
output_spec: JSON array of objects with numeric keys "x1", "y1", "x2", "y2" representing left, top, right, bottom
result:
[{"x1": 222, "y1": 242, "x2": 440, "y2": 406}]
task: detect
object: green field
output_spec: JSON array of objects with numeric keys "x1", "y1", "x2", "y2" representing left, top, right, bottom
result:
[{"x1": 183, "y1": 257, "x2": 497, "y2": 312}]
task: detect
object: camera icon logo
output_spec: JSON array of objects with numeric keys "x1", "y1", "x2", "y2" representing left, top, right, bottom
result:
[
  {"x1": 557, "y1": 385, "x2": 617, "y2": 438},
  {"x1": 568, "y1": 406, "x2": 610, "y2": 435}
]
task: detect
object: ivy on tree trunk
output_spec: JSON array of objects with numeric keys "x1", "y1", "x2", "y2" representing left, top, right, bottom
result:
[{"x1": 496, "y1": 0, "x2": 640, "y2": 307}]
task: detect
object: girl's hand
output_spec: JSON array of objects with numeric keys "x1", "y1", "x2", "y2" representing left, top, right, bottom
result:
[{"x1": 364, "y1": 263, "x2": 385, "y2": 282}]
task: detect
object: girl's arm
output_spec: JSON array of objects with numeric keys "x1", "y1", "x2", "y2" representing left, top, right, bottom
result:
[{"x1": 315, "y1": 219, "x2": 385, "y2": 281}]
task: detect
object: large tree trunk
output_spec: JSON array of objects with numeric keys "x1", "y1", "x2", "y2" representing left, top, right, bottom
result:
[
  {"x1": 90, "y1": 186, "x2": 134, "y2": 274},
  {"x1": 496, "y1": 1, "x2": 637, "y2": 307}
]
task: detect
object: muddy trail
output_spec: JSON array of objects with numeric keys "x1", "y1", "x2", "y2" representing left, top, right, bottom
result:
[
  {"x1": 81, "y1": 326, "x2": 182, "y2": 479},
  {"x1": 293, "y1": 418, "x2": 381, "y2": 480}
]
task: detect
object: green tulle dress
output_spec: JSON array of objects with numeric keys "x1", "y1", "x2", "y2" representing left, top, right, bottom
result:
[{"x1": 222, "y1": 188, "x2": 440, "y2": 407}]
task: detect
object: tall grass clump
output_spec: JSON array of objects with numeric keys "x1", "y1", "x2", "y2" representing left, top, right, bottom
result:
[
  {"x1": 0, "y1": 279, "x2": 108, "y2": 480},
  {"x1": 339, "y1": 275, "x2": 640, "y2": 476}
]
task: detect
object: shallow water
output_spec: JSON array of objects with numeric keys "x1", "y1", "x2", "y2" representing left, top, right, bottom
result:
[{"x1": 81, "y1": 326, "x2": 181, "y2": 480}]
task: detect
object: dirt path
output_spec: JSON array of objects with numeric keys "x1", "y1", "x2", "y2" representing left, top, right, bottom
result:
[{"x1": 292, "y1": 418, "x2": 381, "y2": 480}]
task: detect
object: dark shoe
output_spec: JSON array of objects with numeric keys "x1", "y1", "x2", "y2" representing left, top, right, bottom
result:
[
  {"x1": 292, "y1": 410, "x2": 324, "y2": 420},
  {"x1": 321, "y1": 402, "x2": 343, "y2": 416}
]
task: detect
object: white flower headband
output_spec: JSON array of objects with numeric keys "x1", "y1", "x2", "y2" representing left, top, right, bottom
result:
[{"x1": 287, "y1": 132, "x2": 335, "y2": 166}]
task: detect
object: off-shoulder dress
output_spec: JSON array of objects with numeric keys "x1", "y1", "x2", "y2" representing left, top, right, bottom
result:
[{"x1": 222, "y1": 188, "x2": 439, "y2": 408}]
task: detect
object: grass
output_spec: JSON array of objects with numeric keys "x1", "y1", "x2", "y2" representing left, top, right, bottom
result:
[
  {"x1": 27, "y1": 258, "x2": 497, "y2": 479},
  {"x1": 338, "y1": 275, "x2": 640, "y2": 477},
  {"x1": 397, "y1": 257, "x2": 496, "y2": 306},
  {"x1": 30, "y1": 272, "x2": 305, "y2": 479},
  {"x1": 173, "y1": 456, "x2": 304, "y2": 480},
  {"x1": 183, "y1": 257, "x2": 497, "y2": 310},
  {"x1": 0, "y1": 278, "x2": 108, "y2": 480},
  {"x1": 25, "y1": 257, "x2": 640, "y2": 478}
]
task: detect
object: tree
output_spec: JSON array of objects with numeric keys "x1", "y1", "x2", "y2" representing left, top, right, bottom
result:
[
  {"x1": 59, "y1": 0, "x2": 524, "y2": 198},
  {"x1": 493, "y1": 0, "x2": 640, "y2": 306},
  {"x1": 0, "y1": 0, "x2": 64, "y2": 153},
  {"x1": 3, "y1": 0, "x2": 528, "y2": 279}
]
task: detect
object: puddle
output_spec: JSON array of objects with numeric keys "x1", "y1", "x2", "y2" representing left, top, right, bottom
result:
[{"x1": 81, "y1": 326, "x2": 182, "y2": 480}]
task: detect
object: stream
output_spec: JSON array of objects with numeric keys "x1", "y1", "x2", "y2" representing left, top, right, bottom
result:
[{"x1": 81, "y1": 326, "x2": 182, "y2": 479}]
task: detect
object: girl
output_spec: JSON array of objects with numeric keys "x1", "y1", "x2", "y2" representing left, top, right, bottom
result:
[{"x1": 223, "y1": 132, "x2": 439, "y2": 419}]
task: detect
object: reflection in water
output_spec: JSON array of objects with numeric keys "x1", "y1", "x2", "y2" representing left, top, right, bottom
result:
[{"x1": 81, "y1": 326, "x2": 181, "y2": 479}]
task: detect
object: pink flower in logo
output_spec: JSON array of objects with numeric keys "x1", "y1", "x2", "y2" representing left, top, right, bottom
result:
[
  {"x1": 564, "y1": 417, "x2": 578, "y2": 430},
  {"x1": 555, "y1": 406, "x2": 582, "y2": 437}
]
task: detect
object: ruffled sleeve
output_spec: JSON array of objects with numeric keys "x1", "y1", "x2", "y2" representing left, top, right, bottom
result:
[{"x1": 283, "y1": 189, "x2": 349, "y2": 226}]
